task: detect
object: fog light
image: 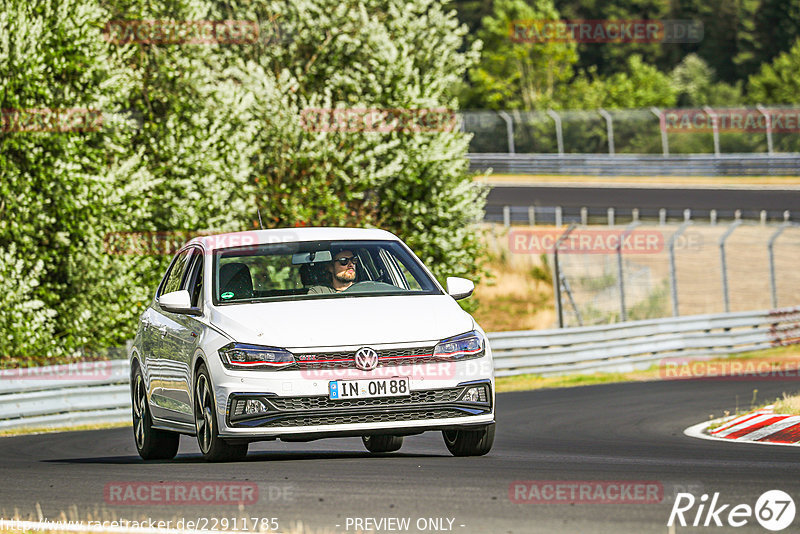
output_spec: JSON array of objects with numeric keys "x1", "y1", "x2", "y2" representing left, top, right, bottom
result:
[
  {"x1": 462, "y1": 386, "x2": 487, "y2": 403},
  {"x1": 245, "y1": 399, "x2": 266, "y2": 414}
]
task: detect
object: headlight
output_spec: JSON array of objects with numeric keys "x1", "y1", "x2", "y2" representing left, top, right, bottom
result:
[
  {"x1": 433, "y1": 330, "x2": 485, "y2": 361},
  {"x1": 218, "y1": 343, "x2": 296, "y2": 370}
]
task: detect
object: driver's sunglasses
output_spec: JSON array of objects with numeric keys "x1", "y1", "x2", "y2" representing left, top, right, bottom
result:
[{"x1": 335, "y1": 256, "x2": 358, "y2": 266}]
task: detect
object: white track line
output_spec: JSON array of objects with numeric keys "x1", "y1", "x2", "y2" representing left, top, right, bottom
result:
[
  {"x1": 685, "y1": 418, "x2": 800, "y2": 448},
  {"x1": 738, "y1": 416, "x2": 800, "y2": 441},
  {"x1": 712, "y1": 414, "x2": 776, "y2": 438}
]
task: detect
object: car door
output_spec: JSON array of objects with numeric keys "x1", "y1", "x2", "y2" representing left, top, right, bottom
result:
[
  {"x1": 147, "y1": 248, "x2": 194, "y2": 422},
  {"x1": 156, "y1": 248, "x2": 205, "y2": 424}
]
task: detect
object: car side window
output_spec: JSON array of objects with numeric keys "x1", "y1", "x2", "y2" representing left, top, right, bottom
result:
[
  {"x1": 185, "y1": 251, "x2": 204, "y2": 308},
  {"x1": 159, "y1": 249, "x2": 192, "y2": 297}
]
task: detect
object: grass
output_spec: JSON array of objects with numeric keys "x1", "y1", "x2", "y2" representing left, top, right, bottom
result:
[
  {"x1": 0, "y1": 421, "x2": 130, "y2": 438},
  {"x1": 495, "y1": 344, "x2": 800, "y2": 393},
  {"x1": 773, "y1": 393, "x2": 800, "y2": 416}
]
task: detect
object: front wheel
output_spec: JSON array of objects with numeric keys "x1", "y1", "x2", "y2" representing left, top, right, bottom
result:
[
  {"x1": 131, "y1": 366, "x2": 179, "y2": 460},
  {"x1": 442, "y1": 423, "x2": 495, "y2": 457},
  {"x1": 362, "y1": 434, "x2": 403, "y2": 453},
  {"x1": 195, "y1": 364, "x2": 248, "y2": 462}
]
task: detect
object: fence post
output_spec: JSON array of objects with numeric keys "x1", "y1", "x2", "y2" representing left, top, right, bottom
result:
[
  {"x1": 580, "y1": 207, "x2": 588, "y2": 226},
  {"x1": 669, "y1": 221, "x2": 692, "y2": 317},
  {"x1": 756, "y1": 104, "x2": 774, "y2": 155},
  {"x1": 608, "y1": 207, "x2": 615, "y2": 227},
  {"x1": 547, "y1": 109, "x2": 564, "y2": 155},
  {"x1": 599, "y1": 108, "x2": 615, "y2": 155},
  {"x1": 498, "y1": 111, "x2": 515, "y2": 154},
  {"x1": 617, "y1": 221, "x2": 640, "y2": 322},
  {"x1": 554, "y1": 224, "x2": 577, "y2": 328},
  {"x1": 528, "y1": 206, "x2": 536, "y2": 226},
  {"x1": 768, "y1": 223, "x2": 790, "y2": 308},
  {"x1": 719, "y1": 220, "x2": 742, "y2": 313},
  {"x1": 710, "y1": 209, "x2": 717, "y2": 225},
  {"x1": 503, "y1": 205, "x2": 511, "y2": 228},
  {"x1": 651, "y1": 107, "x2": 669, "y2": 156},
  {"x1": 659, "y1": 208, "x2": 667, "y2": 226},
  {"x1": 704, "y1": 106, "x2": 721, "y2": 156},
  {"x1": 555, "y1": 206, "x2": 563, "y2": 228}
]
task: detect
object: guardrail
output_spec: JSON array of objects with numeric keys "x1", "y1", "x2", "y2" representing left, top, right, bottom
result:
[
  {"x1": 488, "y1": 307, "x2": 800, "y2": 377},
  {"x1": 1, "y1": 307, "x2": 798, "y2": 431},
  {"x1": 0, "y1": 360, "x2": 130, "y2": 431},
  {"x1": 468, "y1": 153, "x2": 800, "y2": 176}
]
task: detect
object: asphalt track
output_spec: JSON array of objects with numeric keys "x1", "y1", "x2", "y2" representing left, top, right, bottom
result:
[
  {"x1": 2, "y1": 378, "x2": 800, "y2": 534},
  {"x1": 486, "y1": 185, "x2": 800, "y2": 218}
]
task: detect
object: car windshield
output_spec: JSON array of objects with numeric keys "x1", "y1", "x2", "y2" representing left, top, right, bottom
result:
[{"x1": 212, "y1": 239, "x2": 441, "y2": 303}]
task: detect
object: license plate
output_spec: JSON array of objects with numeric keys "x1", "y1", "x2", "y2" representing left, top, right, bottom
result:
[{"x1": 329, "y1": 377, "x2": 410, "y2": 400}]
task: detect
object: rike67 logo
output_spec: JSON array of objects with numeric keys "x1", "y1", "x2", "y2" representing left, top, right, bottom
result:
[{"x1": 668, "y1": 490, "x2": 795, "y2": 531}]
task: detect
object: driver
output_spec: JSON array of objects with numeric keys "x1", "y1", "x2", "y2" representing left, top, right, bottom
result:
[{"x1": 307, "y1": 249, "x2": 358, "y2": 294}]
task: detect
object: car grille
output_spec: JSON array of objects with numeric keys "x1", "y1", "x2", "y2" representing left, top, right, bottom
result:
[
  {"x1": 227, "y1": 383, "x2": 492, "y2": 428},
  {"x1": 256, "y1": 409, "x2": 470, "y2": 428},
  {"x1": 291, "y1": 346, "x2": 442, "y2": 370},
  {"x1": 267, "y1": 388, "x2": 461, "y2": 411}
]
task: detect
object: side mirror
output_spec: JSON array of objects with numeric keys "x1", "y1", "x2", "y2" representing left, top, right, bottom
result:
[
  {"x1": 446, "y1": 277, "x2": 475, "y2": 300},
  {"x1": 159, "y1": 290, "x2": 202, "y2": 316}
]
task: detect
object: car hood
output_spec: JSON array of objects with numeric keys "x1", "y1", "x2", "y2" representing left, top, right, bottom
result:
[{"x1": 208, "y1": 294, "x2": 474, "y2": 349}]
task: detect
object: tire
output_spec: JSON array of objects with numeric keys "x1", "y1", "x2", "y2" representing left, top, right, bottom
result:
[
  {"x1": 131, "y1": 365, "x2": 180, "y2": 461},
  {"x1": 362, "y1": 434, "x2": 404, "y2": 453},
  {"x1": 194, "y1": 364, "x2": 248, "y2": 462},
  {"x1": 442, "y1": 423, "x2": 495, "y2": 457}
]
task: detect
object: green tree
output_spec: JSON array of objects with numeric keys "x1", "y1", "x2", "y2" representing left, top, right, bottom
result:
[
  {"x1": 747, "y1": 38, "x2": 800, "y2": 104},
  {"x1": 0, "y1": 0, "x2": 146, "y2": 358},
  {"x1": 565, "y1": 55, "x2": 677, "y2": 108},
  {"x1": 216, "y1": 0, "x2": 487, "y2": 283},
  {"x1": 670, "y1": 54, "x2": 743, "y2": 106},
  {"x1": 462, "y1": 0, "x2": 579, "y2": 110}
]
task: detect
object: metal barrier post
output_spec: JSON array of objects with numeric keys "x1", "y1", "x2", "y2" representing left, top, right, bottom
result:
[
  {"x1": 498, "y1": 111, "x2": 515, "y2": 154},
  {"x1": 503, "y1": 205, "x2": 511, "y2": 228},
  {"x1": 704, "y1": 106, "x2": 721, "y2": 156},
  {"x1": 719, "y1": 220, "x2": 742, "y2": 313},
  {"x1": 547, "y1": 109, "x2": 564, "y2": 155},
  {"x1": 651, "y1": 107, "x2": 669, "y2": 156},
  {"x1": 599, "y1": 108, "x2": 615, "y2": 155},
  {"x1": 669, "y1": 221, "x2": 692, "y2": 317},
  {"x1": 756, "y1": 104, "x2": 774, "y2": 155},
  {"x1": 768, "y1": 222, "x2": 790, "y2": 308},
  {"x1": 554, "y1": 224, "x2": 577, "y2": 328},
  {"x1": 617, "y1": 221, "x2": 640, "y2": 322}
]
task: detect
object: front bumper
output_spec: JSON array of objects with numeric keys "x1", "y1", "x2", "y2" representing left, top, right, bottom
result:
[{"x1": 209, "y1": 358, "x2": 495, "y2": 441}]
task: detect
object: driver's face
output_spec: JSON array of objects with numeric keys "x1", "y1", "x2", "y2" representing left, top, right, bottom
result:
[{"x1": 330, "y1": 250, "x2": 357, "y2": 284}]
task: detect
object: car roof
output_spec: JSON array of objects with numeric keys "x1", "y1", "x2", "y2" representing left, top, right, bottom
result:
[{"x1": 186, "y1": 227, "x2": 401, "y2": 252}]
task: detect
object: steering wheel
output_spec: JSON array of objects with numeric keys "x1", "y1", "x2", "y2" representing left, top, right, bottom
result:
[{"x1": 343, "y1": 281, "x2": 400, "y2": 293}]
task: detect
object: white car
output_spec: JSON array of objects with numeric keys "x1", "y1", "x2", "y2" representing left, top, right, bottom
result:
[{"x1": 130, "y1": 227, "x2": 495, "y2": 461}]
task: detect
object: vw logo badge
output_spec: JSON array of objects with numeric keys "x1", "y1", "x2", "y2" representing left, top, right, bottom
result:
[{"x1": 354, "y1": 347, "x2": 378, "y2": 371}]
